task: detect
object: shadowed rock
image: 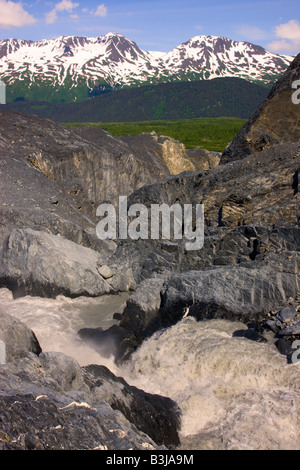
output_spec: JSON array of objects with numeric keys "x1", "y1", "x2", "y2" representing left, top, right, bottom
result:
[{"x1": 221, "y1": 53, "x2": 300, "y2": 163}]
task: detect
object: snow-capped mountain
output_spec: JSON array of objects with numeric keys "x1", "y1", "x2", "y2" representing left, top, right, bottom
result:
[{"x1": 0, "y1": 32, "x2": 293, "y2": 102}]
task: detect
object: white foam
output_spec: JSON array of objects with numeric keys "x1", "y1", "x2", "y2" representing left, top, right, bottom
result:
[
  {"x1": 1, "y1": 287, "x2": 299, "y2": 449},
  {"x1": 121, "y1": 317, "x2": 300, "y2": 450}
]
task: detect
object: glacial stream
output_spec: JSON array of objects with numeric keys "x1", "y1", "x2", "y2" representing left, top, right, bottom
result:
[{"x1": 1, "y1": 287, "x2": 300, "y2": 450}]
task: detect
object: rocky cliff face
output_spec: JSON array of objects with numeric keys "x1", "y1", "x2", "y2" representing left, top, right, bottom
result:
[
  {"x1": 0, "y1": 110, "x2": 195, "y2": 248},
  {"x1": 221, "y1": 53, "x2": 300, "y2": 163},
  {"x1": 0, "y1": 110, "x2": 200, "y2": 298}
]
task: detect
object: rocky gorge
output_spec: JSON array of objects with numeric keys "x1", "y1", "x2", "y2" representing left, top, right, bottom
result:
[{"x1": 0, "y1": 53, "x2": 299, "y2": 451}]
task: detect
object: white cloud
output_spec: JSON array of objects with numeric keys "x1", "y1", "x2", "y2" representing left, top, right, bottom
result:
[
  {"x1": 274, "y1": 19, "x2": 300, "y2": 41},
  {"x1": 45, "y1": 0, "x2": 79, "y2": 24},
  {"x1": 267, "y1": 20, "x2": 300, "y2": 54},
  {"x1": 0, "y1": 0, "x2": 37, "y2": 28},
  {"x1": 94, "y1": 4, "x2": 107, "y2": 18}
]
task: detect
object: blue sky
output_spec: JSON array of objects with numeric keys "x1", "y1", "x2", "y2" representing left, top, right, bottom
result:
[{"x1": 0, "y1": 0, "x2": 300, "y2": 54}]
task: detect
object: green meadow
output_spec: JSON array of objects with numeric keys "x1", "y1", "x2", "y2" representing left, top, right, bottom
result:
[{"x1": 64, "y1": 117, "x2": 246, "y2": 152}]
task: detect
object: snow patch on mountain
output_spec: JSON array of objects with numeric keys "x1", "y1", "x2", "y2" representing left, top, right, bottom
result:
[{"x1": 0, "y1": 32, "x2": 293, "y2": 94}]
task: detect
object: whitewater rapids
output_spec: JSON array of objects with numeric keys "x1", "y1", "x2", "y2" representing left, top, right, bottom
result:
[{"x1": 1, "y1": 287, "x2": 299, "y2": 450}]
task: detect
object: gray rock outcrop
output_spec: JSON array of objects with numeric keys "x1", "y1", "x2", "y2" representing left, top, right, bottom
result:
[{"x1": 221, "y1": 53, "x2": 300, "y2": 163}]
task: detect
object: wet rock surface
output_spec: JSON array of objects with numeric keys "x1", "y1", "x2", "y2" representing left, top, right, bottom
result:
[
  {"x1": 0, "y1": 308, "x2": 41, "y2": 361},
  {"x1": 0, "y1": 308, "x2": 180, "y2": 450}
]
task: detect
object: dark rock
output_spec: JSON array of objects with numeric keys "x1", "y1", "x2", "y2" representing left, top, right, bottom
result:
[
  {"x1": 113, "y1": 312, "x2": 123, "y2": 321},
  {"x1": 246, "y1": 321, "x2": 265, "y2": 333},
  {"x1": 265, "y1": 319, "x2": 281, "y2": 334},
  {"x1": 82, "y1": 364, "x2": 181, "y2": 448},
  {"x1": 232, "y1": 329, "x2": 268, "y2": 343},
  {"x1": 0, "y1": 346, "x2": 175, "y2": 450},
  {"x1": 159, "y1": 254, "x2": 299, "y2": 324},
  {"x1": 0, "y1": 308, "x2": 42, "y2": 362},
  {"x1": 277, "y1": 305, "x2": 297, "y2": 323},
  {"x1": 125, "y1": 144, "x2": 300, "y2": 231},
  {"x1": 78, "y1": 324, "x2": 132, "y2": 362},
  {"x1": 275, "y1": 338, "x2": 295, "y2": 363},
  {"x1": 279, "y1": 321, "x2": 300, "y2": 336},
  {"x1": 117, "y1": 253, "x2": 299, "y2": 360},
  {"x1": 221, "y1": 53, "x2": 300, "y2": 163},
  {"x1": 119, "y1": 278, "x2": 166, "y2": 338}
]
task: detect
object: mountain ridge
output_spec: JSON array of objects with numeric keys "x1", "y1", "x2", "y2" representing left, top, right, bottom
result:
[
  {"x1": 4, "y1": 77, "x2": 271, "y2": 123},
  {"x1": 0, "y1": 32, "x2": 293, "y2": 103}
]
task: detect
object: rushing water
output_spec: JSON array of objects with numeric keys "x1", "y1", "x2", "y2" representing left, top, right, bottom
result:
[
  {"x1": 1, "y1": 287, "x2": 300, "y2": 450},
  {"x1": 0, "y1": 287, "x2": 128, "y2": 369}
]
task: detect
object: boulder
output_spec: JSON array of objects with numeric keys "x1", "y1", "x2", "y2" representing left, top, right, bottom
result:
[
  {"x1": 119, "y1": 278, "x2": 166, "y2": 337},
  {"x1": 0, "y1": 308, "x2": 41, "y2": 362},
  {"x1": 0, "y1": 228, "x2": 113, "y2": 298},
  {"x1": 159, "y1": 253, "x2": 299, "y2": 324},
  {"x1": 116, "y1": 253, "x2": 299, "y2": 359},
  {"x1": 97, "y1": 264, "x2": 115, "y2": 279},
  {"x1": 82, "y1": 364, "x2": 181, "y2": 448},
  {"x1": 264, "y1": 298, "x2": 300, "y2": 342}
]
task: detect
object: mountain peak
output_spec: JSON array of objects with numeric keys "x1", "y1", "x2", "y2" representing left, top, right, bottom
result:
[{"x1": 0, "y1": 33, "x2": 294, "y2": 102}]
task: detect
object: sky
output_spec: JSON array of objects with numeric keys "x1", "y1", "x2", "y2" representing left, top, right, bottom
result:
[{"x1": 0, "y1": 0, "x2": 300, "y2": 55}]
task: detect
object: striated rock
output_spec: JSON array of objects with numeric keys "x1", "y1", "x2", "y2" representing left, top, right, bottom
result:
[
  {"x1": 0, "y1": 109, "x2": 175, "y2": 262},
  {"x1": 126, "y1": 142, "x2": 300, "y2": 230},
  {"x1": 0, "y1": 110, "x2": 171, "y2": 207},
  {"x1": 221, "y1": 53, "x2": 300, "y2": 163}
]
